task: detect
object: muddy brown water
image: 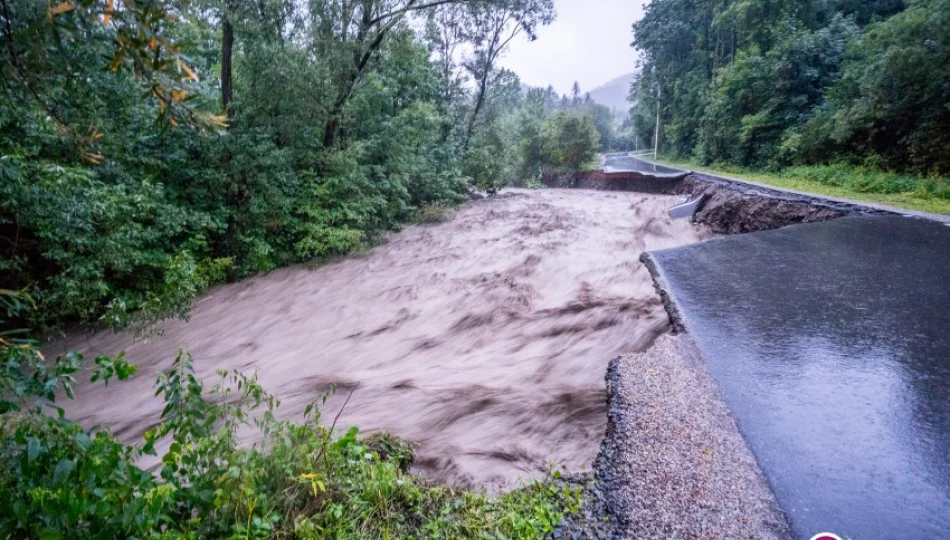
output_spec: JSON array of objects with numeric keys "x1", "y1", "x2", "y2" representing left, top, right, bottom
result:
[{"x1": 50, "y1": 189, "x2": 711, "y2": 493}]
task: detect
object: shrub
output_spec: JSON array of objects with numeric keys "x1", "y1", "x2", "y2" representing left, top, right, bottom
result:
[
  {"x1": 0, "y1": 157, "x2": 230, "y2": 331},
  {"x1": 415, "y1": 204, "x2": 455, "y2": 223},
  {"x1": 780, "y1": 164, "x2": 950, "y2": 200},
  {"x1": 540, "y1": 112, "x2": 600, "y2": 172}
]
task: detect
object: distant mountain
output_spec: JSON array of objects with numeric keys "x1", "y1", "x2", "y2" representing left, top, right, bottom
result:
[{"x1": 588, "y1": 72, "x2": 636, "y2": 118}]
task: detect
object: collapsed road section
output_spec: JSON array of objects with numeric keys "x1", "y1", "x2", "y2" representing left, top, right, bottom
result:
[
  {"x1": 566, "y1": 157, "x2": 950, "y2": 538},
  {"x1": 544, "y1": 153, "x2": 908, "y2": 234}
]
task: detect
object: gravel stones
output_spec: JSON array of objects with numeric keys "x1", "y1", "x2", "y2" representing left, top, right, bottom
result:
[{"x1": 593, "y1": 334, "x2": 793, "y2": 539}]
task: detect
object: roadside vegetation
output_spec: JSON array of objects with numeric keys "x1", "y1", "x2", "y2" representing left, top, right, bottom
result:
[
  {"x1": 660, "y1": 158, "x2": 950, "y2": 215},
  {"x1": 628, "y1": 0, "x2": 950, "y2": 191}
]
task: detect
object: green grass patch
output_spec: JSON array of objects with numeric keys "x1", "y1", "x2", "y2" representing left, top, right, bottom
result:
[
  {"x1": 580, "y1": 157, "x2": 601, "y2": 172},
  {"x1": 657, "y1": 158, "x2": 950, "y2": 216}
]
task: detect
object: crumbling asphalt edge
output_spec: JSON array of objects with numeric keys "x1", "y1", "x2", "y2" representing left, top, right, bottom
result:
[{"x1": 639, "y1": 252, "x2": 685, "y2": 334}]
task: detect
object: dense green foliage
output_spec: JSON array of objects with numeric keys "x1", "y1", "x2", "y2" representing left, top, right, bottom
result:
[
  {"x1": 540, "y1": 112, "x2": 600, "y2": 172},
  {"x1": 630, "y1": 0, "x2": 950, "y2": 177},
  {"x1": 1, "y1": 0, "x2": 597, "y2": 330},
  {"x1": 502, "y1": 84, "x2": 613, "y2": 187},
  {"x1": 0, "y1": 292, "x2": 582, "y2": 539}
]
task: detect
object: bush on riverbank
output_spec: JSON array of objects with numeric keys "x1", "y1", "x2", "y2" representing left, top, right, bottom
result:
[{"x1": 0, "y1": 292, "x2": 581, "y2": 539}]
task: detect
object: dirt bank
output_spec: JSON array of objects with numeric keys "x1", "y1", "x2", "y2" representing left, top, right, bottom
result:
[
  {"x1": 51, "y1": 189, "x2": 711, "y2": 493},
  {"x1": 541, "y1": 170, "x2": 685, "y2": 194},
  {"x1": 674, "y1": 173, "x2": 893, "y2": 234}
]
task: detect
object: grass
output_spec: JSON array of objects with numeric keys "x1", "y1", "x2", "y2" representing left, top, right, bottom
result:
[
  {"x1": 415, "y1": 203, "x2": 456, "y2": 223},
  {"x1": 655, "y1": 157, "x2": 950, "y2": 216},
  {"x1": 581, "y1": 157, "x2": 601, "y2": 172}
]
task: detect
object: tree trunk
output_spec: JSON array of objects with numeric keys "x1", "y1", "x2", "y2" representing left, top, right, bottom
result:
[
  {"x1": 323, "y1": 115, "x2": 340, "y2": 149},
  {"x1": 221, "y1": 0, "x2": 235, "y2": 119},
  {"x1": 221, "y1": 0, "x2": 238, "y2": 274},
  {"x1": 463, "y1": 74, "x2": 489, "y2": 151}
]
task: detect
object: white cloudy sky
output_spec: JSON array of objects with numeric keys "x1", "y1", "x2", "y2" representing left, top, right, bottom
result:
[{"x1": 501, "y1": 0, "x2": 645, "y2": 95}]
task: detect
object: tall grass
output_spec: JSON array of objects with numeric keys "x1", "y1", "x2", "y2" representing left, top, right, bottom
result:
[{"x1": 781, "y1": 164, "x2": 950, "y2": 201}]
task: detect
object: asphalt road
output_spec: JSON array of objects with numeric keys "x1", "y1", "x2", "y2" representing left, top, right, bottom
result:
[
  {"x1": 646, "y1": 215, "x2": 950, "y2": 539},
  {"x1": 601, "y1": 154, "x2": 684, "y2": 175}
]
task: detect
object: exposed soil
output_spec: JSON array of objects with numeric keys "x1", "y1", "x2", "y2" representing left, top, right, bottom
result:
[
  {"x1": 541, "y1": 170, "x2": 685, "y2": 194},
  {"x1": 50, "y1": 189, "x2": 712, "y2": 493},
  {"x1": 537, "y1": 166, "x2": 886, "y2": 235},
  {"x1": 674, "y1": 173, "x2": 889, "y2": 234}
]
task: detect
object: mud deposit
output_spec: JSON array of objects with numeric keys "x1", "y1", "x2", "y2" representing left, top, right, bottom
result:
[{"x1": 52, "y1": 189, "x2": 711, "y2": 492}]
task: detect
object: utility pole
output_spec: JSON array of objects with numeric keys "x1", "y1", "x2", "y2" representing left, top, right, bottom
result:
[{"x1": 654, "y1": 82, "x2": 661, "y2": 161}]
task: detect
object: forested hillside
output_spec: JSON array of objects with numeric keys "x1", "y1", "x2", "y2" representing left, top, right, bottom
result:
[
  {"x1": 629, "y1": 0, "x2": 950, "y2": 176},
  {"x1": 588, "y1": 72, "x2": 635, "y2": 117},
  {"x1": 0, "y1": 0, "x2": 616, "y2": 331}
]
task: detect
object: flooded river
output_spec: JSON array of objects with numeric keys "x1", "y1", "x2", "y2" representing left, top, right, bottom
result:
[{"x1": 53, "y1": 189, "x2": 710, "y2": 492}]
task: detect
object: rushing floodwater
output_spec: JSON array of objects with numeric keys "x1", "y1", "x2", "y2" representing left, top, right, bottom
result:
[{"x1": 52, "y1": 189, "x2": 710, "y2": 492}]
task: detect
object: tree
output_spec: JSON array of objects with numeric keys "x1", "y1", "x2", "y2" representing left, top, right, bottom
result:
[
  {"x1": 628, "y1": 0, "x2": 945, "y2": 173},
  {"x1": 308, "y1": 0, "x2": 555, "y2": 150},
  {"x1": 1, "y1": 0, "x2": 563, "y2": 329},
  {"x1": 0, "y1": 0, "x2": 220, "y2": 141},
  {"x1": 804, "y1": 0, "x2": 950, "y2": 172},
  {"x1": 582, "y1": 101, "x2": 616, "y2": 151},
  {"x1": 570, "y1": 81, "x2": 581, "y2": 107},
  {"x1": 541, "y1": 111, "x2": 600, "y2": 171},
  {"x1": 460, "y1": 0, "x2": 555, "y2": 148},
  {"x1": 517, "y1": 88, "x2": 548, "y2": 178}
]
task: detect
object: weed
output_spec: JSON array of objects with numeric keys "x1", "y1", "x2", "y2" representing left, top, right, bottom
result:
[{"x1": 416, "y1": 204, "x2": 456, "y2": 224}]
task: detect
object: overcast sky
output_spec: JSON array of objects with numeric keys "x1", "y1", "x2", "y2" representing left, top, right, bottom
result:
[{"x1": 501, "y1": 0, "x2": 644, "y2": 95}]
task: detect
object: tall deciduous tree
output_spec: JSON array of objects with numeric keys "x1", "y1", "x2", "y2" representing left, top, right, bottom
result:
[
  {"x1": 460, "y1": 0, "x2": 554, "y2": 149},
  {"x1": 541, "y1": 111, "x2": 600, "y2": 172}
]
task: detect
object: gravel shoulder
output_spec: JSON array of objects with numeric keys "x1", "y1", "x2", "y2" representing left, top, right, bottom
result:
[{"x1": 595, "y1": 334, "x2": 793, "y2": 539}]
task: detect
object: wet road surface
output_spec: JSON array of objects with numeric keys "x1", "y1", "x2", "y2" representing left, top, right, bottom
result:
[
  {"x1": 647, "y1": 215, "x2": 950, "y2": 539},
  {"x1": 601, "y1": 154, "x2": 685, "y2": 176}
]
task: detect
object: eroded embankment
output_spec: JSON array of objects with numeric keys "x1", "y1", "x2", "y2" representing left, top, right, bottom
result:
[
  {"x1": 52, "y1": 189, "x2": 711, "y2": 493},
  {"x1": 541, "y1": 170, "x2": 685, "y2": 194},
  {"x1": 674, "y1": 172, "x2": 894, "y2": 233}
]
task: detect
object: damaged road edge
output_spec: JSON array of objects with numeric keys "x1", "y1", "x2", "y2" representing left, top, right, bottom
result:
[{"x1": 639, "y1": 252, "x2": 686, "y2": 335}]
